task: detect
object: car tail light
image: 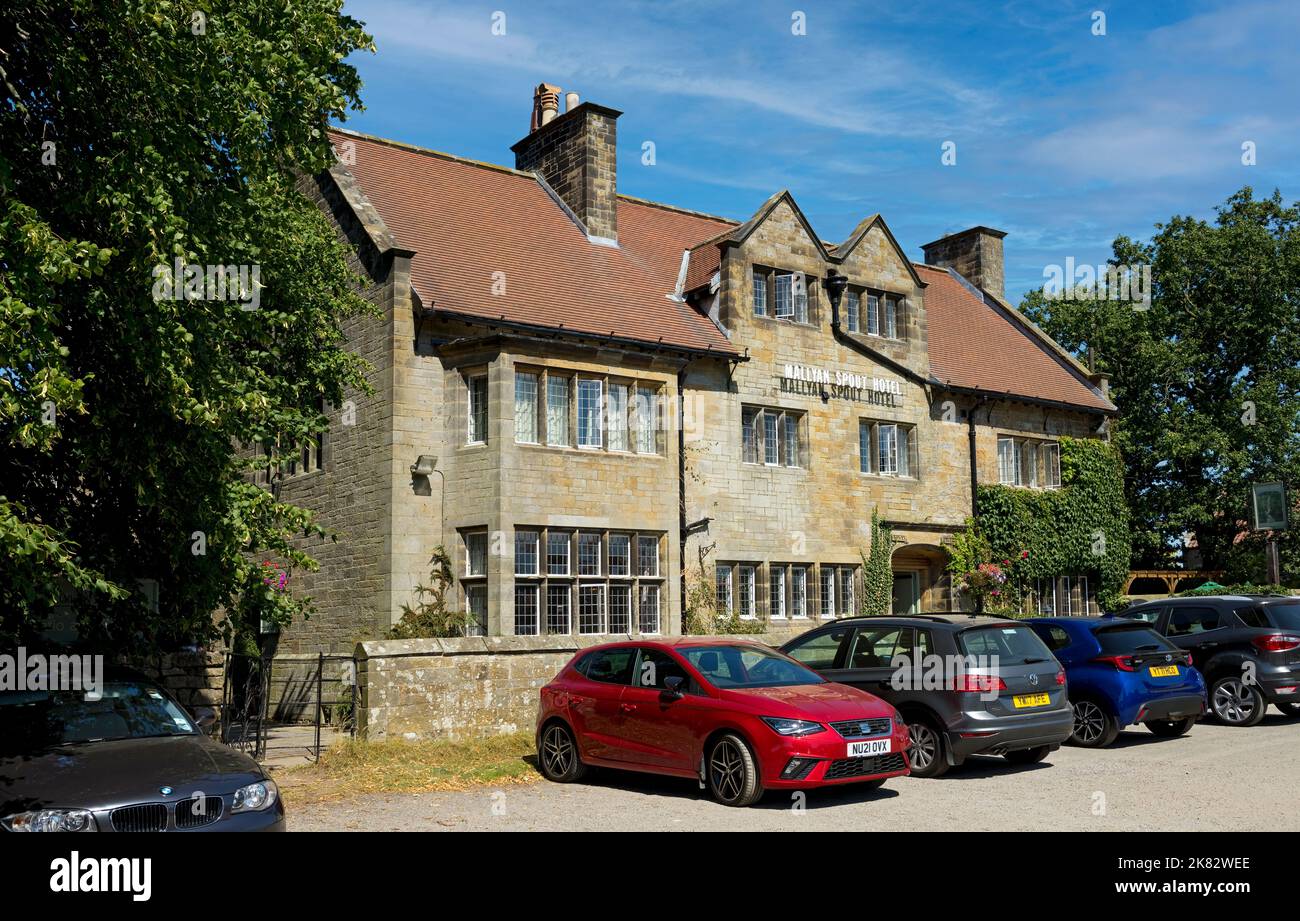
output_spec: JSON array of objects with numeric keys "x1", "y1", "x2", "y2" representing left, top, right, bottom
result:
[
  {"x1": 951, "y1": 673, "x2": 1007, "y2": 693},
  {"x1": 1093, "y1": 655, "x2": 1137, "y2": 672},
  {"x1": 1251, "y1": 634, "x2": 1300, "y2": 653},
  {"x1": 1055, "y1": 672, "x2": 1067, "y2": 686}
]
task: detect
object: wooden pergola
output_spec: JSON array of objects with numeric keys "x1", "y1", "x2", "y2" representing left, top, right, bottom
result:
[{"x1": 1123, "y1": 569, "x2": 1225, "y2": 594}]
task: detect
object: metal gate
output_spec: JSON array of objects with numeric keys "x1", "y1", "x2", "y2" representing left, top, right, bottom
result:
[
  {"x1": 221, "y1": 652, "x2": 357, "y2": 762},
  {"x1": 306, "y1": 652, "x2": 357, "y2": 762},
  {"x1": 221, "y1": 652, "x2": 271, "y2": 760}
]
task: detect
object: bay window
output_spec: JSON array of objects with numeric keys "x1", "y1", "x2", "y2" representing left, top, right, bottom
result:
[
  {"x1": 514, "y1": 371, "x2": 539, "y2": 443},
  {"x1": 577, "y1": 378, "x2": 603, "y2": 448},
  {"x1": 512, "y1": 528, "x2": 662, "y2": 636},
  {"x1": 607, "y1": 382, "x2": 629, "y2": 451},
  {"x1": 546, "y1": 374, "x2": 571, "y2": 446},
  {"x1": 467, "y1": 373, "x2": 488, "y2": 444}
]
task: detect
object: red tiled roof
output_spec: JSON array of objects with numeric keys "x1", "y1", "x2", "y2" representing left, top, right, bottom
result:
[
  {"x1": 682, "y1": 235, "x2": 728, "y2": 293},
  {"x1": 916, "y1": 264, "x2": 1114, "y2": 411},
  {"x1": 327, "y1": 129, "x2": 1111, "y2": 411},
  {"x1": 329, "y1": 130, "x2": 738, "y2": 356}
]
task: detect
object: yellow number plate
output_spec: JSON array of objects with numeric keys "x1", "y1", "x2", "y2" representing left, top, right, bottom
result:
[
  {"x1": 1012, "y1": 693, "x2": 1051, "y2": 709},
  {"x1": 1149, "y1": 665, "x2": 1180, "y2": 678}
]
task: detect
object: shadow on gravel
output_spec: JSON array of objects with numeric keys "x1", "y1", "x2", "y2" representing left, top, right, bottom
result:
[
  {"x1": 574, "y1": 767, "x2": 903, "y2": 810},
  {"x1": 903, "y1": 755, "x2": 1055, "y2": 782},
  {"x1": 1107, "y1": 729, "x2": 1187, "y2": 750}
]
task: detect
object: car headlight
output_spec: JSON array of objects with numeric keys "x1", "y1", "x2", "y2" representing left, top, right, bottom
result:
[
  {"x1": 1, "y1": 809, "x2": 97, "y2": 832},
  {"x1": 761, "y1": 717, "x2": 825, "y2": 737},
  {"x1": 231, "y1": 780, "x2": 279, "y2": 813}
]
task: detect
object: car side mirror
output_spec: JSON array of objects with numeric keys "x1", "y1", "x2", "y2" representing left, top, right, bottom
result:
[
  {"x1": 662, "y1": 676, "x2": 685, "y2": 700},
  {"x1": 192, "y1": 706, "x2": 218, "y2": 733}
]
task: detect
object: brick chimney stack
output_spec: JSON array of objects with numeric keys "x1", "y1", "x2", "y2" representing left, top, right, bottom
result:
[
  {"x1": 921, "y1": 226, "x2": 1007, "y2": 300},
  {"x1": 512, "y1": 83, "x2": 621, "y2": 245}
]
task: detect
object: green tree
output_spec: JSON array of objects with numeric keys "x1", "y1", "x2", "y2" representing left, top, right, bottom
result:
[
  {"x1": 0, "y1": 1, "x2": 375, "y2": 652},
  {"x1": 861, "y1": 508, "x2": 893, "y2": 616},
  {"x1": 1021, "y1": 188, "x2": 1300, "y2": 583}
]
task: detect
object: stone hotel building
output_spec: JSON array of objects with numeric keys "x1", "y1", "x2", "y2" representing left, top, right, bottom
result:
[{"x1": 280, "y1": 84, "x2": 1116, "y2": 652}]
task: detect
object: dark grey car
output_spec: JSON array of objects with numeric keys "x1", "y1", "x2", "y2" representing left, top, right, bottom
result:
[
  {"x1": 1, "y1": 670, "x2": 284, "y2": 832},
  {"x1": 1110, "y1": 595, "x2": 1300, "y2": 726},
  {"x1": 781, "y1": 614, "x2": 1075, "y2": 777}
]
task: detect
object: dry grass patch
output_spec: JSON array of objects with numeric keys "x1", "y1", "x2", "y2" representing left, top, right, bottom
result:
[{"x1": 277, "y1": 732, "x2": 539, "y2": 805}]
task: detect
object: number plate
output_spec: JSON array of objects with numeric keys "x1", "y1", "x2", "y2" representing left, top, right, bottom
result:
[
  {"x1": 846, "y1": 739, "x2": 892, "y2": 758},
  {"x1": 1149, "y1": 665, "x2": 1180, "y2": 678},
  {"x1": 1012, "y1": 693, "x2": 1051, "y2": 709}
]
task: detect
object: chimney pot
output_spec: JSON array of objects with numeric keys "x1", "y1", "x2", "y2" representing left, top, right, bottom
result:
[
  {"x1": 514, "y1": 88, "x2": 622, "y2": 244},
  {"x1": 530, "y1": 82, "x2": 562, "y2": 132}
]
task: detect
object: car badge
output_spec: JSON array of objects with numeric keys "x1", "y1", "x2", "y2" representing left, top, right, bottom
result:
[
  {"x1": 1165, "y1": 654, "x2": 1172, "y2": 662},
  {"x1": 160, "y1": 786, "x2": 173, "y2": 796},
  {"x1": 859, "y1": 722, "x2": 873, "y2": 735},
  {"x1": 1028, "y1": 674, "x2": 1039, "y2": 686}
]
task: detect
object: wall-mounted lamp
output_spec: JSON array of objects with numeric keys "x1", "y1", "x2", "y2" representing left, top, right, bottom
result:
[
  {"x1": 684, "y1": 516, "x2": 713, "y2": 537},
  {"x1": 410, "y1": 454, "x2": 438, "y2": 477},
  {"x1": 822, "y1": 269, "x2": 849, "y2": 328}
]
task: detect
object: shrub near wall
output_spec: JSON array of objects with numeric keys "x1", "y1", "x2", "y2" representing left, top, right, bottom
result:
[{"x1": 976, "y1": 436, "x2": 1131, "y2": 611}]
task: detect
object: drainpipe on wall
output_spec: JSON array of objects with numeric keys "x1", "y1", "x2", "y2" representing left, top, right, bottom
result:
[
  {"x1": 821, "y1": 269, "x2": 933, "y2": 391},
  {"x1": 677, "y1": 361, "x2": 691, "y2": 636},
  {"x1": 967, "y1": 396, "x2": 991, "y2": 615},
  {"x1": 967, "y1": 396, "x2": 990, "y2": 520}
]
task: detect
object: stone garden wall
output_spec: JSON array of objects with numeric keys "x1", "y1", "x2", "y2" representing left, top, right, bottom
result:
[{"x1": 355, "y1": 630, "x2": 806, "y2": 742}]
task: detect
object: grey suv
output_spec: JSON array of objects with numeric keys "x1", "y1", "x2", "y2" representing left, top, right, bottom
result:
[
  {"x1": 780, "y1": 615, "x2": 1074, "y2": 777},
  {"x1": 1110, "y1": 595, "x2": 1300, "y2": 726}
]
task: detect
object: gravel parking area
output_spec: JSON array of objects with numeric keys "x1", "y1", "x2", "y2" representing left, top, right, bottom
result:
[{"x1": 288, "y1": 713, "x2": 1300, "y2": 831}]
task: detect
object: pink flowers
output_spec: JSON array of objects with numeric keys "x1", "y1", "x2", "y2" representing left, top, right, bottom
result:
[{"x1": 261, "y1": 560, "x2": 289, "y2": 592}]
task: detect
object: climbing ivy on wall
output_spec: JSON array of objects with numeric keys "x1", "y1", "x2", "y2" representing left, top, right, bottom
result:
[
  {"x1": 976, "y1": 436, "x2": 1131, "y2": 611},
  {"x1": 861, "y1": 508, "x2": 894, "y2": 617}
]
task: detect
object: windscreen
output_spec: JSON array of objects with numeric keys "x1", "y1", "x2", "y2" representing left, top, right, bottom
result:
[
  {"x1": 682, "y1": 645, "x2": 824, "y2": 689},
  {"x1": 0, "y1": 681, "x2": 195, "y2": 752}
]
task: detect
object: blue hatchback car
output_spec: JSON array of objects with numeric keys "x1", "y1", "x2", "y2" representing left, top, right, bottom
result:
[{"x1": 1026, "y1": 617, "x2": 1207, "y2": 747}]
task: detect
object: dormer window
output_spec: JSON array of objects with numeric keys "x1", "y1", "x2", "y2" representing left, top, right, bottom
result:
[
  {"x1": 846, "y1": 286, "x2": 904, "y2": 341},
  {"x1": 752, "y1": 266, "x2": 809, "y2": 323}
]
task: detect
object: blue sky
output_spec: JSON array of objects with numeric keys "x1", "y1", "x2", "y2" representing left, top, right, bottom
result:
[{"x1": 337, "y1": 0, "x2": 1299, "y2": 303}]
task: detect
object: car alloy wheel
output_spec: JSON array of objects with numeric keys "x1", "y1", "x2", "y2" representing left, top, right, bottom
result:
[
  {"x1": 709, "y1": 738, "x2": 745, "y2": 802},
  {"x1": 706, "y1": 733, "x2": 762, "y2": 806},
  {"x1": 1073, "y1": 701, "x2": 1106, "y2": 743},
  {"x1": 905, "y1": 719, "x2": 948, "y2": 777},
  {"x1": 1211, "y1": 678, "x2": 1262, "y2": 726},
  {"x1": 908, "y1": 722, "x2": 938, "y2": 771},
  {"x1": 539, "y1": 723, "x2": 586, "y2": 782}
]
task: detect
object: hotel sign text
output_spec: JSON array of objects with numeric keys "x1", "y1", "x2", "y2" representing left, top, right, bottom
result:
[{"x1": 780, "y1": 363, "x2": 903, "y2": 407}]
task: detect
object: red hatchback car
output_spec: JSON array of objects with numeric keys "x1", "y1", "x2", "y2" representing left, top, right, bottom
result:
[{"x1": 536, "y1": 638, "x2": 910, "y2": 806}]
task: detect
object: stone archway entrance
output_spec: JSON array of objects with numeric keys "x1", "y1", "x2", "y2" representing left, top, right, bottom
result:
[{"x1": 890, "y1": 544, "x2": 952, "y2": 614}]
